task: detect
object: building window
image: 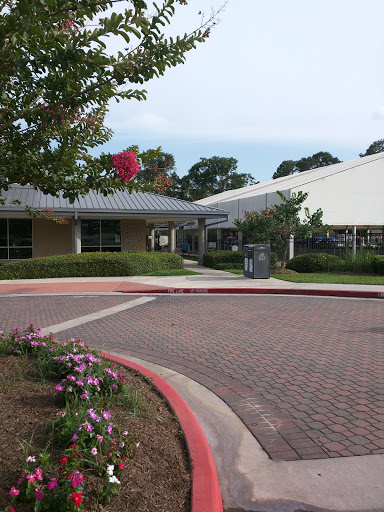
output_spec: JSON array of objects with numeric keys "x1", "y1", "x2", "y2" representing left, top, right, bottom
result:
[
  {"x1": 81, "y1": 220, "x2": 121, "y2": 252},
  {"x1": 0, "y1": 218, "x2": 33, "y2": 259}
]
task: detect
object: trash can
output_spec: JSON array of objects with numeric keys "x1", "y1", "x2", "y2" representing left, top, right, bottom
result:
[
  {"x1": 244, "y1": 244, "x2": 270, "y2": 279},
  {"x1": 243, "y1": 244, "x2": 253, "y2": 278}
]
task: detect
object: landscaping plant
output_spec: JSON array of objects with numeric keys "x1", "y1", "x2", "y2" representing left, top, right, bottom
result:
[
  {"x1": 234, "y1": 190, "x2": 327, "y2": 267},
  {"x1": 0, "y1": 325, "x2": 142, "y2": 512}
]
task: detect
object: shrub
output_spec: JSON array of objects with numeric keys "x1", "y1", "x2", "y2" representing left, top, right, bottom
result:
[
  {"x1": 374, "y1": 255, "x2": 384, "y2": 275},
  {"x1": 203, "y1": 250, "x2": 243, "y2": 269},
  {"x1": 0, "y1": 252, "x2": 183, "y2": 280},
  {"x1": 343, "y1": 250, "x2": 378, "y2": 274},
  {"x1": 270, "y1": 252, "x2": 278, "y2": 269},
  {"x1": 286, "y1": 253, "x2": 342, "y2": 273},
  {"x1": 214, "y1": 262, "x2": 244, "y2": 270},
  {"x1": 203, "y1": 249, "x2": 277, "y2": 270}
]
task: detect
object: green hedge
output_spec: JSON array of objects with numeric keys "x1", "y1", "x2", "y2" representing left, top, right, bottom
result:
[
  {"x1": 214, "y1": 262, "x2": 244, "y2": 270},
  {"x1": 0, "y1": 252, "x2": 184, "y2": 280},
  {"x1": 203, "y1": 250, "x2": 278, "y2": 270},
  {"x1": 374, "y1": 255, "x2": 384, "y2": 275},
  {"x1": 286, "y1": 253, "x2": 342, "y2": 273},
  {"x1": 203, "y1": 250, "x2": 243, "y2": 269}
]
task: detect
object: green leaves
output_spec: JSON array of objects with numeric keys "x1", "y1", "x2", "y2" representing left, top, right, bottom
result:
[
  {"x1": 1, "y1": 0, "x2": 217, "y2": 202},
  {"x1": 235, "y1": 190, "x2": 327, "y2": 266}
]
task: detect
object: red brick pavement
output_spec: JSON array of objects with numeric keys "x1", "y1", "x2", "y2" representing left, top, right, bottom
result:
[
  {"x1": 0, "y1": 281, "x2": 167, "y2": 295},
  {"x1": 1, "y1": 294, "x2": 384, "y2": 462}
]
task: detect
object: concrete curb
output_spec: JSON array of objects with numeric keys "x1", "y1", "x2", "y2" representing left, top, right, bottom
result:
[
  {"x1": 101, "y1": 352, "x2": 223, "y2": 512},
  {"x1": 121, "y1": 287, "x2": 384, "y2": 299}
]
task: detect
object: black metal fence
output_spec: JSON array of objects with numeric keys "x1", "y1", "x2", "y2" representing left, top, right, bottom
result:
[
  {"x1": 294, "y1": 234, "x2": 384, "y2": 257},
  {"x1": 204, "y1": 234, "x2": 384, "y2": 258}
]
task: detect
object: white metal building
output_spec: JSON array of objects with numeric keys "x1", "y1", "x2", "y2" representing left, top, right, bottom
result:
[{"x1": 194, "y1": 152, "x2": 384, "y2": 254}]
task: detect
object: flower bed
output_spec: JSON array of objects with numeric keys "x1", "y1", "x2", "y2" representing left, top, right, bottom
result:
[{"x1": 0, "y1": 326, "x2": 191, "y2": 512}]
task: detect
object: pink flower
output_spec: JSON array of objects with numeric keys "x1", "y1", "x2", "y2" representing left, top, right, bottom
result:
[
  {"x1": 35, "y1": 489, "x2": 44, "y2": 500},
  {"x1": 91, "y1": 447, "x2": 97, "y2": 456},
  {"x1": 35, "y1": 468, "x2": 43, "y2": 481},
  {"x1": 111, "y1": 151, "x2": 140, "y2": 182},
  {"x1": 47, "y1": 478, "x2": 58, "y2": 489},
  {"x1": 119, "y1": 462, "x2": 125, "y2": 470},
  {"x1": 9, "y1": 487, "x2": 19, "y2": 497},
  {"x1": 26, "y1": 473, "x2": 36, "y2": 482}
]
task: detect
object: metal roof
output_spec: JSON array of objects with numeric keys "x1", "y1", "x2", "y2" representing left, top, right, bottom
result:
[
  {"x1": 196, "y1": 152, "x2": 384, "y2": 205},
  {"x1": 0, "y1": 185, "x2": 229, "y2": 220}
]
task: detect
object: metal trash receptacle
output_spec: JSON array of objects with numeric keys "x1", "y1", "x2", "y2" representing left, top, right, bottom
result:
[
  {"x1": 243, "y1": 244, "x2": 253, "y2": 277},
  {"x1": 244, "y1": 244, "x2": 270, "y2": 279},
  {"x1": 250, "y1": 244, "x2": 270, "y2": 279}
]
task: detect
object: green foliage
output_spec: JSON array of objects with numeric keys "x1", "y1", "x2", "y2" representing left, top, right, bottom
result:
[
  {"x1": 203, "y1": 250, "x2": 243, "y2": 269},
  {"x1": 138, "y1": 151, "x2": 176, "y2": 195},
  {"x1": 343, "y1": 250, "x2": 379, "y2": 274},
  {"x1": 272, "y1": 273, "x2": 384, "y2": 285},
  {"x1": 235, "y1": 190, "x2": 327, "y2": 266},
  {"x1": 270, "y1": 251, "x2": 278, "y2": 268},
  {"x1": 0, "y1": 252, "x2": 183, "y2": 279},
  {"x1": 2, "y1": 326, "x2": 141, "y2": 510},
  {"x1": 272, "y1": 152, "x2": 341, "y2": 179},
  {"x1": 177, "y1": 156, "x2": 257, "y2": 201},
  {"x1": 286, "y1": 253, "x2": 343, "y2": 273},
  {"x1": 203, "y1": 250, "x2": 277, "y2": 270},
  {"x1": 0, "y1": 1, "x2": 218, "y2": 203},
  {"x1": 214, "y1": 262, "x2": 244, "y2": 270},
  {"x1": 359, "y1": 139, "x2": 384, "y2": 157},
  {"x1": 374, "y1": 255, "x2": 384, "y2": 275}
]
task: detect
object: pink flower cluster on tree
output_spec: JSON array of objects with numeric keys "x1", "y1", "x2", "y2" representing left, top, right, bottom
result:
[{"x1": 111, "y1": 151, "x2": 140, "y2": 182}]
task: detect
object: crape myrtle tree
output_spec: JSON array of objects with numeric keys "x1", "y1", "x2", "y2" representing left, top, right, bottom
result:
[
  {"x1": 137, "y1": 150, "x2": 176, "y2": 195},
  {"x1": 0, "y1": 0, "x2": 220, "y2": 205},
  {"x1": 234, "y1": 190, "x2": 327, "y2": 267},
  {"x1": 272, "y1": 152, "x2": 341, "y2": 179}
]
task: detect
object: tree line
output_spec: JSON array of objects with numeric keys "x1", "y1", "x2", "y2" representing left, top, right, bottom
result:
[{"x1": 142, "y1": 138, "x2": 384, "y2": 201}]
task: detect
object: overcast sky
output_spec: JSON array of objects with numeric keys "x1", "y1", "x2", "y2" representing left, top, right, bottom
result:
[{"x1": 99, "y1": 0, "x2": 384, "y2": 183}]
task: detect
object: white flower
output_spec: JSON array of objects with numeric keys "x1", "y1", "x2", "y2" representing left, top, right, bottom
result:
[
  {"x1": 106, "y1": 465, "x2": 114, "y2": 476},
  {"x1": 109, "y1": 475, "x2": 120, "y2": 485},
  {"x1": 25, "y1": 456, "x2": 36, "y2": 463}
]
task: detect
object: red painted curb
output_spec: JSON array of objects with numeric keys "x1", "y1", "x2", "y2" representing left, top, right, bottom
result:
[
  {"x1": 120, "y1": 287, "x2": 384, "y2": 299},
  {"x1": 100, "y1": 352, "x2": 223, "y2": 512}
]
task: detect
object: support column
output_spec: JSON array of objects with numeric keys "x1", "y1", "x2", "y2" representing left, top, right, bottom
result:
[
  {"x1": 237, "y1": 231, "x2": 243, "y2": 251},
  {"x1": 288, "y1": 235, "x2": 294, "y2": 261},
  {"x1": 191, "y1": 230, "x2": 196, "y2": 253},
  {"x1": 73, "y1": 216, "x2": 81, "y2": 254},
  {"x1": 168, "y1": 221, "x2": 175, "y2": 254},
  {"x1": 198, "y1": 218, "x2": 206, "y2": 265},
  {"x1": 352, "y1": 225, "x2": 357, "y2": 256},
  {"x1": 148, "y1": 224, "x2": 155, "y2": 252}
]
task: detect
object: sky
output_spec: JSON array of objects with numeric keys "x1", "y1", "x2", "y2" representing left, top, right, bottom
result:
[{"x1": 98, "y1": 0, "x2": 384, "y2": 183}]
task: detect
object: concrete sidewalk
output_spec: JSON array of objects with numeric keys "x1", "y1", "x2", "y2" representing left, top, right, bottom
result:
[{"x1": 0, "y1": 258, "x2": 384, "y2": 296}]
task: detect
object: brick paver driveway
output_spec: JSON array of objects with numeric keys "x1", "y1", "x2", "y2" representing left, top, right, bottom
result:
[{"x1": 1, "y1": 294, "x2": 384, "y2": 462}]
